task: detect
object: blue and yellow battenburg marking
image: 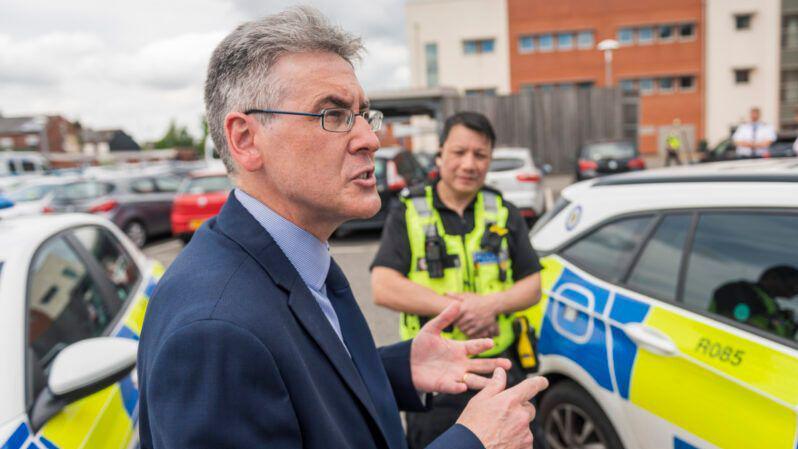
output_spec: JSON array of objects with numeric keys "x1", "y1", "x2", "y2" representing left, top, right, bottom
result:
[
  {"x1": 523, "y1": 255, "x2": 798, "y2": 449},
  {"x1": 0, "y1": 263, "x2": 164, "y2": 449}
]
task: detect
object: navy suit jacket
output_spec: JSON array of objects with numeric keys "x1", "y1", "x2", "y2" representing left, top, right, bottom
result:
[{"x1": 137, "y1": 194, "x2": 483, "y2": 449}]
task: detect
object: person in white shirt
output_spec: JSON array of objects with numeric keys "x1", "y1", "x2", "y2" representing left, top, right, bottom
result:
[{"x1": 732, "y1": 107, "x2": 776, "y2": 157}]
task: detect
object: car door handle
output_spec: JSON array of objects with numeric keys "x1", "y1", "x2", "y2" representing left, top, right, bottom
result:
[{"x1": 623, "y1": 323, "x2": 678, "y2": 356}]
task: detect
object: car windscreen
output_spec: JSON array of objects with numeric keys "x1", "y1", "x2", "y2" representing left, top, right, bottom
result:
[
  {"x1": 582, "y1": 142, "x2": 636, "y2": 160},
  {"x1": 54, "y1": 181, "x2": 113, "y2": 201},
  {"x1": 490, "y1": 158, "x2": 525, "y2": 172},
  {"x1": 179, "y1": 175, "x2": 233, "y2": 194},
  {"x1": 7, "y1": 184, "x2": 56, "y2": 202}
]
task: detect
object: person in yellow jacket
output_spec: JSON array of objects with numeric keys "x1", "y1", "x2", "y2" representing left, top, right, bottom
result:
[
  {"x1": 665, "y1": 118, "x2": 684, "y2": 166},
  {"x1": 370, "y1": 111, "x2": 543, "y2": 449}
]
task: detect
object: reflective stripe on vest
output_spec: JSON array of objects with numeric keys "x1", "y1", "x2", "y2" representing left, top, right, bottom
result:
[{"x1": 400, "y1": 186, "x2": 514, "y2": 356}]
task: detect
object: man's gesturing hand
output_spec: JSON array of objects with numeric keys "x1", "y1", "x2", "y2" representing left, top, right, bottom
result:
[
  {"x1": 410, "y1": 302, "x2": 512, "y2": 394},
  {"x1": 457, "y1": 368, "x2": 549, "y2": 449}
]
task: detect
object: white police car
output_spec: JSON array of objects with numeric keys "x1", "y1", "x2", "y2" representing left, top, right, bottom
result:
[
  {"x1": 525, "y1": 159, "x2": 798, "y2": 449},
  {"x1": 0, "y1": 213, "x2": 163, "y2": 449}
]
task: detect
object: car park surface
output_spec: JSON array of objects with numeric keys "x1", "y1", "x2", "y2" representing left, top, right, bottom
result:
[
  {"x1": 0, "y1": 213, "x2": 163, "y2": 449},
  {"x1": 525, "y1": 158, "x2": 798, "y2": 449}
]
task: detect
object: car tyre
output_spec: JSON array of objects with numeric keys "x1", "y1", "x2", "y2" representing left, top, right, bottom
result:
[
  {"x1": 123, "y1": 220, "x2": 147, "y2": 247},
  {"x1": 538, "y1": 380, "x2": 624, "y2": 449}
]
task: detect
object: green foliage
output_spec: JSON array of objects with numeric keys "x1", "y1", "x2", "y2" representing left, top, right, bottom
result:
[{"x1": 154, "y1": 119, "x2": 195, "y2": 149}]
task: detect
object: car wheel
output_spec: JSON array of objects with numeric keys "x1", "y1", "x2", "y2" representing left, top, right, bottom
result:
[
  {"x1": 539, "y1": 381, "x2": 624, "y2": 449},
  {"x1": 123, "y1": 220, "x2": 147, "y2": 247}
]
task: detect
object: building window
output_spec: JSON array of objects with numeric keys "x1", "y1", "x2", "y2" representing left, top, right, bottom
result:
[
  {"x1": 519, "y1": 35, "x2": 535, "y2": 53},
  {"x1": 735, "y1": 14, "x2": 752, "y2": 30},
  {"x1": 577, "y1": 31, "x2": 594, "y2": 49},
  {"x1": 424, "y1": 43, "x2": 438, "y2": 88},
  {"x1": 783, "y1": 15, "x2": 798, "y2": 48},
  {"x1": 559, "y1": 82, "x2": 575, "y2": 90},
  {"x1": 25, "y1": 134, "x2": 40, "y2": 146},
  {"x1": 659, "y1": 77, "x2": 674, "y2": 93},
  {"x1": 620, "y1": 79, "x2": 637, "y2": 92},
  {"x1": 638, "y1": 26, "x2": 654, "y2": 43},
  {"x1": 557, "y1": 32, "x2": 574, "y2": 50},
  {"x1": 618, "y1": 28, "x2": 634, "y2": 45},
  {"x1": 679, "y1": 76, "x2": 696, "y2": 92},
  {"x1": 463, "y1": 39, "x2": 494, "y2": 54},
  {"x1": 658, "y1": 25, "x2": 674, "y2": 41},
  {"x1": 679, "y1": 23, "x2": 696, "y2": 39},
  {"x1": 538, "y1": 34, "x2": 554, "y2": 51},
  {"x1": 577, "y1": 81, "x2": 594, "y2": 90},
  {"x1": 539, "y1": 84, "x2": 555, "y2": 92},
  {"x1": 0, "y1": 137, "x2": 13, "y2": 149},
  {"x1": 780, "y1": 70, "x2": 798, "y2": 103},
  {"x1": 639, "y1": 78, "x2": 655, "y2": 94},
  {"x1": 520, "y1": 84, "x2": 536, "y2": 94},
  {"x1": 734, "y1": 68, "x2": 752, "y2": 84}
]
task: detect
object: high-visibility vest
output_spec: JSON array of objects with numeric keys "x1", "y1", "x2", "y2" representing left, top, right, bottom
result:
[
  {"x1": 667, "y1": 134, "x2": 682, "y2": 151},
  {"x1": 399, "y1": 185, "x2": 515, "y2": 356}
]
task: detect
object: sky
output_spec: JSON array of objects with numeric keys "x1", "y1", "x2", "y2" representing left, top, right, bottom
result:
[{"x1": 0, "y1": 0, "x2": 409, "y2": 143}]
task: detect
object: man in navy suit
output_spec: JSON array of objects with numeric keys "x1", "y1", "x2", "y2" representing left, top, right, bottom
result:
[{"x1": 137, "y1": 6, "x2": 547, "y2": 449}]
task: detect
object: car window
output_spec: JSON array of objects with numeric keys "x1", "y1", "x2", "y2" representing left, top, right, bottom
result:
[
  {"x1": 562, "y1": 215, "x2": 652, "y2": 282},
  {"x1": 21, "y1": 160, "x2": 37, "y2": 172},
  {"x1": 582, "y1": 142, "x2": 636, "y2": 160},
  {"x1": 626, "y1": 214, "x2": 692, "y2": 302},
  {"x1": 72, "y1": 226, "x2": 141, "y2": 303},
  {"x1": 155, "y1": 176, "x2": 182, "y2": 192},
  {"x1": 27, "y1": 236, "x2": 115, "y2": 398},
  {"x1": 56, "y1": 181, "x2": 112, "y2": 201},
  {"x1": 8, "y1": 184, "x2": 55, "y2": 202},
  {"x1": 130, "y1": 178, "x2": 156, "y2": 194},
  {"x1": 180, "y1": 175, "x2": 233, "y2": 194},
  {"x1": 490, "y1": 158, "x2": 525, "y2": 172},
  {"x1": 683, "y1": 212, "x2": 798, "y2": 341}
]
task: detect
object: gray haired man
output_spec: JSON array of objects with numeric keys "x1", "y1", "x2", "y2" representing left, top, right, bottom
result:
[{"x1": 137, "y1": 7, "x2": 547, "y2": 449}]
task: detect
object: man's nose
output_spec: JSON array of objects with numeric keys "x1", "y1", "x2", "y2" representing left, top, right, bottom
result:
[{"x1": 350, "y1": 115, "x2": 380, "y2": 154}]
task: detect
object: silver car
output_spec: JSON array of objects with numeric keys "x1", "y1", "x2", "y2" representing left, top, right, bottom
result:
[{"x1": 484, "y1": 147, "x2": 546, "y2": 222}]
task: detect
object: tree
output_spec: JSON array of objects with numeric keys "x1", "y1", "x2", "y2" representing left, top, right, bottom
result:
[
  {"x1": 154, "y1": 120, "x2": 195, "y2": 149},
  {"x1": 196, "y1": 115, "x2": 209, "y2": 156}
]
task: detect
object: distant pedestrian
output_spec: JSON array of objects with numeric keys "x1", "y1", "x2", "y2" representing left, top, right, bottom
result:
[
  {"x1": 732, "y1": 107, "x2": 775, "y2": 158},
  {"x1": 664, "y1": 119, "x2": 683, "y2": 166}
]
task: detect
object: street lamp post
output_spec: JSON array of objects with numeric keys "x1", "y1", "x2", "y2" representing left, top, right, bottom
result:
[{"x1": 597, "y1": 39, "x2": 620, "y2": 87}]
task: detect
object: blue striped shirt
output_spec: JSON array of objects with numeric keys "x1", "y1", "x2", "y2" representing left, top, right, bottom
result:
[{"x1": 235, "y1": 189, "x2": 346, "y2": 345}]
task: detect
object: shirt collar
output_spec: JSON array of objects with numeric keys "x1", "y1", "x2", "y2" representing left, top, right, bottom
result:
[
  {"x1": 431, "y1": 180, "x2": 478, "y2": 213},
  {"x1": 234, "y1": 188, "x2": 330, "y2": 291}
]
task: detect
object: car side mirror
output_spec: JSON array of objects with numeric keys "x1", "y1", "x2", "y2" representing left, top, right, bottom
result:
[
  {"x1": 541, "y1": 164, "x2": 553, "y2": 175},
  {"x1": 30, "y1": 337, "x2": 138, "y2": 431}
]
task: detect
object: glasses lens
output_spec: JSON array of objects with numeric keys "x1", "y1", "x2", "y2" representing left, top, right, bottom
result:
[
  {"x1": 322, "y1": 109, "x2": 351, "y2": 132},
  {"x1": 367, "y1": 110, "x2": 383, "y2": 132}
]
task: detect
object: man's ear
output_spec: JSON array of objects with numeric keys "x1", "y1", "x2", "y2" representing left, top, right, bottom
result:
[{"x1": 225, "y1": 112, "x2": 263, "y2": 172}]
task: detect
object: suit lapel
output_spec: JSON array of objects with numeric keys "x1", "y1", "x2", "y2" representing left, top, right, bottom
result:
[
  {"x1": 326, "y1": 261, "x2": 405, "y2": 449},
  {"x1": 214, "y1": 194, "x2": 389, "y2": 444}
]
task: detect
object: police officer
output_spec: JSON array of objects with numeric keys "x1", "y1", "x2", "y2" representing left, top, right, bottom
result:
[
  {"x1": 711, "y1": 265, "x2": 798, "y2": 338},
  {"x1": 370, "y1": 111, "x2": 543, "y2": 449},
  {"x1": 664, "y1": 119, "x2": 683, "y2": 166}
]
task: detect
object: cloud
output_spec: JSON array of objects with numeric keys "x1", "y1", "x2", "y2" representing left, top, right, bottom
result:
[{"x1": 0, "y1": 32, "x2": 104, "y2": 86}]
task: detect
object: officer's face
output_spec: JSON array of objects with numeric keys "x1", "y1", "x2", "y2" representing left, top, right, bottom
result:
[
  {"x1": 437, "y1": 125, "x2": 492, "y2": 198},
  {"x1": 253, "y1": 52, "x2": 381, "y2": 229}
]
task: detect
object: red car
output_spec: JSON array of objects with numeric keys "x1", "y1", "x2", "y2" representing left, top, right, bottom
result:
[{"x1": 171, "y1": 168, "x2": 232, "y2": 243}]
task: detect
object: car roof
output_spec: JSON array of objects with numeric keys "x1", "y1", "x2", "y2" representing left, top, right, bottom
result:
[
  {"x1": 0, "y1": 213, "x2": 110, "y2": 263},
  {"x1": 534, "y1": 159, "x2": 798, "y2": 252}
]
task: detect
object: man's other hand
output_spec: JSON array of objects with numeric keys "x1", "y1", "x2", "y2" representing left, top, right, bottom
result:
[
  {"x1": 410, "y1": 302, "x2": 511, "y2": 394},
  {"x1": 457, "y1": 368, "x2": 549, "y2": 449}
]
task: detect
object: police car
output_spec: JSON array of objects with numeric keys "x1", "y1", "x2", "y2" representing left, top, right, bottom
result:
[
  {"x1": 0, "y1": 213, "x2": 163, "y2": 449},
  {"x1": 525, "y1": 159, "x2": 798, "y2": 449}
]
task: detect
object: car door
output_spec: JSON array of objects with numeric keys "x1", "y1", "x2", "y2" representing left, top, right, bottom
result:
[
  {"x1": 618, "y1": 211, "x2": 798, "y2": 449},
  {"x1": 27, "y1": 226, "x2": 142, "y2": 448}
]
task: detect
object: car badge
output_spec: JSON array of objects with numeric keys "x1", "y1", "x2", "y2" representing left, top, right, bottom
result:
[{"x1": 565, "y1": 205, "x2": 582, "y2": 231}]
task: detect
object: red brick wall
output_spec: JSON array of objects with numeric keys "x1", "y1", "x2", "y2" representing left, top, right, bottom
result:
[{"x1": 508, "y1": 0, "x2": 704, "y2": 154}]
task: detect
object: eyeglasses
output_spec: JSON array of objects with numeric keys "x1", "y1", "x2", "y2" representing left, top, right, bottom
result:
[{"x1": 244, "y1": 107, "x2": 383, "y2": 133}]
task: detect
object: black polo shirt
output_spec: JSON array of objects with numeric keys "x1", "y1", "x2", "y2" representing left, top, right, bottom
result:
[{"x1": 370, "y1": 182, "x2": 542, "y2": 281}]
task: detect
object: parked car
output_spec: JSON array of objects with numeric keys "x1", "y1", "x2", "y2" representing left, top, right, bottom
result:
[
  {"x1": 413, "y1": 151, "x2": 440, "y2": 181},
  {"x1": 335, "y1": 146, "x2": 426, "y2": 236},
  {"x1": 484, "y1": 147, "x2": 546, "y2": 223},
  {"x1": 0, "y1": 176, "x2": 81, "y2": 219},
  {"x1": 0, "y1": 151, "x2": 50, "y2": 194},
  {"x1": 575, "y1": 140, "x2": 645, "y2": 181},
  {"x1": 700, "y1": 133, "x2": 797, "y2": 162},
  {"x1": 524, "y1": 159, "x2": 798, "y2": 449},
  {"x1": 48, "y1": 173, "x2": 183, "y2": 247},
  {"x1": 171, "y1": 167, "x2": 233, "y2": 243},
  {"x1": 0, "y1": 213, "x2": 163, "y2": 449}
]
